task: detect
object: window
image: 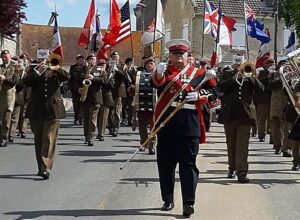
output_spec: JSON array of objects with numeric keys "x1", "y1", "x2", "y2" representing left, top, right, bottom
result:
[
  {"x1": 183, "y1": 24, "x2": 189, "y2": 40},
  {"x1": 232, "y1": 23, "x2": 246, "y2": 50}
]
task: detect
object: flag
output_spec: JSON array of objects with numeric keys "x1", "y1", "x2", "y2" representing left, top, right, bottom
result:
[
  {"x1": 141, "y1": 0, "x2": 165, "y2": 47},
  {"x1": 102, "y1": 0, "x2": 121, "y2": 46},
  {"x1": 204, "y1": 0, "x2": 219, "y2": 37},
  {"x1": 52, "y1": 15, "x2": 64, "y2": 59},
  {"x1": 285, "y1": 30, "x2": 296, "y2": 53},
  {"x1": 91, "y1": 15, "x2": 103, "y2": 53},
  {"x1": 204, "y1": 1, "x2": 236, "y2": 47},
  {"x1": 97, "y1": 0, "x2": 131, "y2": 60},
  {"x1": 245, "y1": 3, "x2": 270, "y2": 43},
  {"x1": 210, "y1": 44, "x2": 221, "y2": 67},
  {"x1": 256, "y1": 28, "x2": 271, "y2": 68},
  {"x1": 113, "y1": 0, "x2": 131, "y2": 46},
  {"x1": 78, "y1": 0, "x2": 96, "y2": 46},
  {"x1": 218, "y1": 15, "x2": 236, "y2": 47}
]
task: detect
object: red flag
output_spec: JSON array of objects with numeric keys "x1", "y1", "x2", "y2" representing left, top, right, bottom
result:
[
  {"x1": 102, "y1": 0, "x2": 121, "y2": 46},
  {"x1": 78, "y1": 0, "x2": 96, "y2": 46},
  {"x1": 52, "y1": 15, "x2": 64, "y2": 60},
  {"x1": 210, "y1": 51, "x2": 217, "y2": 67}
]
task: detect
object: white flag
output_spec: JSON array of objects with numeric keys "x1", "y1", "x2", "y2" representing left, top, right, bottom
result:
[{"x1": 141, "y1": 0, "x2": 165, "y2": 47}]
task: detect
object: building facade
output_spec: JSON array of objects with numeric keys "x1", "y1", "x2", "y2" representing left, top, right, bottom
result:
[{"x1": 135, "y1": 0, "x2": 289, "y2": 63}]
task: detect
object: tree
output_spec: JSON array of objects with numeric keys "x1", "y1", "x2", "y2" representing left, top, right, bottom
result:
[
  {"x1": 278, "y1": 0, "x2": 300, "y2": 37},
  {"x1": 0, "y1": 0, "x2": 27, "y2": 37}
]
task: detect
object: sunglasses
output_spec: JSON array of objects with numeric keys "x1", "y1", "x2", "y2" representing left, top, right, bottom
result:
[{"x1": 171, "y1": 50, "x2": 187, "y2": 55}]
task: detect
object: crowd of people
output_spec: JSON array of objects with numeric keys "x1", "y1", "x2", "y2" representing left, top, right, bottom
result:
[{"x1": 1, "y1": 38, "x2": 300, "y2": 218}]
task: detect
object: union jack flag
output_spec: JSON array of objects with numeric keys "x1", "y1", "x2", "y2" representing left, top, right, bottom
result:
[
  {"x1": 244, "y1": 3, "x2": 256, "y2": 21},
  {"x1": 204, "y1": 0, "x2": 219, "y2": 37}
]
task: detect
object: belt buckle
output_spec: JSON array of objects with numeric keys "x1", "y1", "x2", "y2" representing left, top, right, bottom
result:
[{"x1": 176, "y1": 101, "x2": 182, "y2": 108}]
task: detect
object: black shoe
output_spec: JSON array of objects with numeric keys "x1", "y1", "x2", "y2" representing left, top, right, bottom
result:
[
  {"x1": 79, "y1": 120, "x2": 83, "y2": 125},
  {"x1": 275, "y1": 149, "x2": 281, "y2": 155},
  {"x1": 227, "y1": 170, "x2": 235, "y2": 179},
  {"x1": 20, "y1": 133, "x2": 26, "y2": 138},
  {"x1": 258, "y1": 137, "x2": 265, "y2": 142},
  {"x1": 112, "y1": 131, "x2": 118, "y2": 137},
  {"x1": 88, "y1": 140, "x2": 94, "y2": 146},
  {"x1": 282, "y1": 150, "x2": 292, "y2": 157},
  {"x1": 148, "y1": 148, "x2": 155, "y2": 155},
  {"x1": 183, "y1": 205, "x2": 194, "y2": 217},
  {"x1": 37, "y1": 170, "x2": 50, "y2": 180},
  {"x1": 97, "y1": 134, "x2": 104, "y2": 141},
  {"x1": 292, "y1": 164, "x2": 300, "y2": 171},
  {"x1": 161, "y1": 202, "x2": 174, "y2": 211},
  {"x1": 0, "y1": 140, "x2": 7, "y2": 147},
  {"x1": 238, "y1": 176, "x2": 249, "y2": 183},
  {"x1": 8, "y1": 136, "x2": 14, "y2": 143}
]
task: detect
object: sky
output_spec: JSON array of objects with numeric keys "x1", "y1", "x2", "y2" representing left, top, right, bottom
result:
[{"x1": 23, "y1": 0, "x2": 139, "y2": 30}]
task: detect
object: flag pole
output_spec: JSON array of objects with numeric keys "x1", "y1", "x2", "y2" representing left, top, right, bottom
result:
[
  {"x1": 243, "y1": 0, "x2": 250, "y2": 59},
  {"x1": 274, "y1": 0, "x2": 278, "y2": 65},
  {"x1": 215, "y1": 0, "x2": 221, "y2": 52},
  {"x1": 201, "y1": 0, "x2": 206, "y2": 58},
  {"x1": 128, "y1": 0, "x2": 134, "y2": 60},
  {"x1": 152, "y1": 0, "x2": 158, "y2": 56},
  {"x1": 109, "y1": 0, "x2": 112, "y2": 57}
]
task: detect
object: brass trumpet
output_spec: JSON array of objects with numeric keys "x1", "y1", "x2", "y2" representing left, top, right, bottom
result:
[
  {"x1": 79, "y1": 79, "x2": 92, "y2": 102},
  {"x1": 47, "y1": 53, "x2": 62, "y2": 70},
  {"x1": 239, "y1": 61, "x2": 256, "y2": 78}
]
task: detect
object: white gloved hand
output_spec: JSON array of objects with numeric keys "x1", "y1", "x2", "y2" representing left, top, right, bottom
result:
[
  {"x1": 199, "y1": 89, "x2": 211, "y2": 96},
  {"x1": 186, "y1": 91, "x2": 200, "y2": 101},
  {"x1": 0, "y1": 75, "x2": 5, "y2": 81},
  {"x1": 156, "y1": 62, "x2": 167, "y2": 77}
]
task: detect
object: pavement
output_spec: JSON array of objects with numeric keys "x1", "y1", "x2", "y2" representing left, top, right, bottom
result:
[{"x1": 0, "y1": 113, "x2": 300, "y2": 220}]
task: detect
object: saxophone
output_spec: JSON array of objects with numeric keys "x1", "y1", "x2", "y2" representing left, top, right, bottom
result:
[{"x1": 79, "y1": 65, "x2": 92, "y2": 102}]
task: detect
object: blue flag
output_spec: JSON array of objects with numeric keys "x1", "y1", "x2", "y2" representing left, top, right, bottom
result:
[
  {"x1": 247, "y1": 18, "x2": 271, "y2": 43},
  {"x1": 285, "y1": 31, "x2": 295, "y2": 50}
]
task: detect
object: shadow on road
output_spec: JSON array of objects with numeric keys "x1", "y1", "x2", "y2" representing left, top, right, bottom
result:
[
  {"x1": 4, "y1": 208, "x2": 184, "y2": 220},
  {"x1": 0, "y1": 173, "x2": 44, "y2": 181}
]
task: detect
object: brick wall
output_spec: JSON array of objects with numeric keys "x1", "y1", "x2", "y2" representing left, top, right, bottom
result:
[{"x1": 19, "y1": 24, "x2": 143, "y2": 66}]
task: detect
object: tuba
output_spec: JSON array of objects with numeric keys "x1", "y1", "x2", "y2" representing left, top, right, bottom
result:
[{"x1": 279, "y1": 48, "x2": 300, "y2": 114}]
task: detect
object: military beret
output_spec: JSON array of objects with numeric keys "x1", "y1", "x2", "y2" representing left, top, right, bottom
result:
[
  {"x1": 76, "y1": 54, "x2": 85, "y2": 60},
  {"x1": 125, "y1": 57, "x2": 133, "y2": 64},
  {"x1": 110, "y1": 51, "x2": 119, "y2": 57},
  {"x1": 1, "y1": 50, "x2": 10, "y2": 56}
]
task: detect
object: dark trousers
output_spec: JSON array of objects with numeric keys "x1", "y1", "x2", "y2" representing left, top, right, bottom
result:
[
  {"x1": 138, "y1": 111, "x2": 156, "y2": 149},
  {"x1": 9, "y1": 104, "x2": 28, "y2": 137},
  {"x1": 157, "y1": 134, "x2": 199, "y2": 205},
  {"x1": 97, "y1": 105, "x2": 109, "y2": 136},
  {"x1": 0, "y1": 109, "x2": 12, "y2": 140},
  {"x1": 256, "y1": 104, "x2": 270, "y2": 138},
  {"x1": 108, "y1": 97, "x2": 122, "y2": 132},
  {"x1": 82, "y1": 103, "x2": 100, "y2": 141},
  {"x1": 224, "y1": 121, "x2": 251, "y2": 172},
  {"x1": 72, "y1": 95, "x2": 82, "y2": 121},
  {"x1": 30, "y1": 119, "x2": 60, "y2": 171}
]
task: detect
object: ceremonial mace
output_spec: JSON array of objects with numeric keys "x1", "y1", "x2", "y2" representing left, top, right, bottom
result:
[{"x1": 120, "y1": 69, "x2": 216, "y2": 170}]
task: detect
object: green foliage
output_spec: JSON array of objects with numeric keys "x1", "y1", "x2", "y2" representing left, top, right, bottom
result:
[
  {"x1": 0, "y1": 0, "x2": 27, "y2": 37},
  {"x1": 279, "y1": 0, "x2": 300, "y2": 37}
]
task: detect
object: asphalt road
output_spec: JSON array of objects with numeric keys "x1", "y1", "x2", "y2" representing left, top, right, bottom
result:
[{"x1": 0, "y1": 113, "x2": 300, "y2": 220}]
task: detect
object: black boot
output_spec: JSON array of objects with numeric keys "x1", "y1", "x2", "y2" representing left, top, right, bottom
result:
[
  {"x1": 183, "y1": 205, "x2": 194, "y2": 217},
  {"x1": 237, "y1": 171, "x2": 249, "y2": 183}
]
